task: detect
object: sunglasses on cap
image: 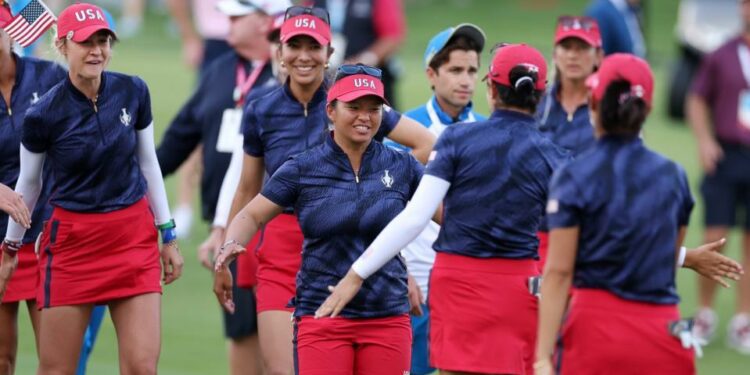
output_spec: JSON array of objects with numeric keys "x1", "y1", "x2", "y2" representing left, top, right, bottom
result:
[
  {"x1": 489, "y1": 42, "x2": 511, "y2": 56},
  {"x1": 336, "y1": 64, "x2": 383, "y2": 79},
  {"x1": 557, "y1": 16, "x2": 597, "y2": 31},
  {"x1": 284, "y1": 6, "x2": 330, "y2": 25}
]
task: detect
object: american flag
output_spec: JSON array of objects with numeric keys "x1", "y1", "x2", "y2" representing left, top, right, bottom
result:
[{"x1": 3, "y1": 0, "x2": 55, "y2": 47}]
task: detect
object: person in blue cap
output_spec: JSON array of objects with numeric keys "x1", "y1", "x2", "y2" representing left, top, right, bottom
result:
[{"x1": 384, "y1": 22, "x2": 486, "y2": 375}]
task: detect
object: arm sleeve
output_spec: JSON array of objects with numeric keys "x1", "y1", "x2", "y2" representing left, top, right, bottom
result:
[
  {"x1": 351, "y1": 175, "x2": 450, "y2": 279},
  {"x1": 137, "y1": 123, "x2": 173, "y2": 226},
  {"x1": 213, "y1": 139, "x2": 245, "y2": 228},
  {"x1": 156, "y1": 79, "x2": 207, "y2": 176},
  {"x1": 424, "y1": 127, "x2": 457, "y2": 182},
  {"x1": 546, "y1": 168, "x2": 585, "y2": 228},
  {"x1": 5, "y1": 147, "x2": 45, "y2": 242},
  {"x1": 373, "y1": 0, "x2": 405, "y2": 40},
  {"x1": 689, "y1": 50, "x2": 716, "y2": 101},
  {"x1": 242, "y1": 102, "x2": 264, "y2": 157},
  {"x1": 260, "y1": 158, "x2": 299, "y2": 208}
]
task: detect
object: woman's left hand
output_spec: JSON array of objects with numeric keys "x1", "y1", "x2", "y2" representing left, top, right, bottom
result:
[
  {"x1": 533, "y1": 358, "x2": 554, "y2": 375},
  {"x1": 315, "y1": 269, "x2": 364, "y2": 318},
  {"x1": 161, "y1": 241, "x2": 184, "y2": 285}
]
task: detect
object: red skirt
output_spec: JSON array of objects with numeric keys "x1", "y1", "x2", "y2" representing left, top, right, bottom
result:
[
  {"x1": 559, "y1": 289, "x2": 695, "y2": 375},
  {"x1": 1, "y1": 243, "x2": 38, "y2": 303},
  {"x1": 255, "y1": 213, "x2": 302, "y2": 312},
  {"x1": 537, "y1": 230, "x2": 549, "y2": 270},
  {"x1": 429, "y1": 252, "x2": 539, "y2": 374},
  {"x1": 36, "y1": 198, "x2": 162, "y2": 308}
]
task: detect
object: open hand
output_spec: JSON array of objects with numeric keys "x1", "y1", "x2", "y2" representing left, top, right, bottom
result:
[{"x1": 315, "y1": 269, "x2": 364, "y2": 318}]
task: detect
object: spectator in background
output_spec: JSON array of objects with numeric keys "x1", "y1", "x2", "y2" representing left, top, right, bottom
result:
[
  {"x1": 164, "y1": 0, "x2": 233, "y2": 239},
  {"x1": 585, "y1": 0, "x2": 645, "y2": 57},
  {"x1": 309, "y1": 0, "x2": 406, "y2": 107},
  {"x1": 686, "y1": 0, "x2": 750, "y2": 355}
]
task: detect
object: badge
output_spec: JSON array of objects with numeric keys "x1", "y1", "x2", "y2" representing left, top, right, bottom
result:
[
  {"x1": 216, "y1": 108, "x2": 243, "y2": 153},
  {"x1": 738, "y1": 89, "x2": 750, "y2": 131}
]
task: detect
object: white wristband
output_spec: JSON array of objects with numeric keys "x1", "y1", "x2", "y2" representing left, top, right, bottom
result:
[{"x1": 678, "y1": 246, "x2": 687, "y2": 268}]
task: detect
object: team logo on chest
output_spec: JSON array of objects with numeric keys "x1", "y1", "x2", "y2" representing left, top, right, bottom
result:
[
  {"x1": 30, "y1": 92, "x2": 40, "y2": 104},
  {"x1": 381, "y1": 170, "x2": 394, "y2": 188},
  {"x1": 119, "y1": 108, "x2": 132, "y2": 127}
]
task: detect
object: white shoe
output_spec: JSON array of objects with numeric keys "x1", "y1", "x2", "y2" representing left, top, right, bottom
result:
[
  {"x1": 727, "y1": 313, "x2": 750, "y2": 355},
  {"x1": 173, "y1": 205, "x2": 194, "y2": 239},
  {"x1": 693, "y1": 307, "x2": 718, "y2": 344}
]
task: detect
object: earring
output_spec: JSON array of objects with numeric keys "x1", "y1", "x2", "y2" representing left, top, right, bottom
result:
[
  {"x1": 325, "y1": 62, "x2": 330, "y2": 69},
  {"x1": 280, "y1": 61, "x2": 286, "y2": 67}
]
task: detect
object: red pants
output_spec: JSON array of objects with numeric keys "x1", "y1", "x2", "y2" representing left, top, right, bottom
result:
[
  {"x1": 295, "y1": 315, "x2": 411, "y2": 375},
  {"x1": 1, "y1": 243, "x2": 38, "y2": 303},
  {"x1": 559, "y1": 289, "x2": 695, "y2": 375},
  {"x1": 255, "y1": 213, "x2": 303, "y2": 312},
  {"x1": 429, "y1": 252, "x2": 539, "y2": 374}
]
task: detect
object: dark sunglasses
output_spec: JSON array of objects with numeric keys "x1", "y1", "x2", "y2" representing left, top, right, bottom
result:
[
  {"x1": 489, "y1": 42, "x2": 511, "y2": 56},
  {"x1": 557, "y1": 16, "x2": 597, "y2": 31},
  {"x1": 337, "y1": 64, "x2": 383, "y2": 79},
  {"x1": 284, "y1": 6, "x2": 330, "y2": 25}
]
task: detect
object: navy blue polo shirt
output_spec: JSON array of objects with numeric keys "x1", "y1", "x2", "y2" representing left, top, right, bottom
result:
[
  {"x1": 0, "y1": 56, "x2": 65, "y2": 243},
  {"x1": 426, "y1": 109, "x2": 569, "y2": 259},
  {"x1": 536, "y1": 83, "x2": 596, "y2": 157},
  {"x1": 243, "y1": 81, "x2": 402, "y2": 177},
  {"x1": 262, "y1": 135, "x2": 423, "y2": 318},
  {"x1": 547, "y1": 136, "x2": 694, "y2": 304},
  {"x1": 22, "y1": 72, "x2": 153, "y2": 213},
  {"x1": 157, "y1": 52, "x2": 275, "y2": 221}
]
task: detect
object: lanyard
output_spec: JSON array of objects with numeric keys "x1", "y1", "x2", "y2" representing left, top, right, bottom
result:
[
  {"x1": 738, "y1": 43, "x2": 750, "y2": 87},
  {"x1": 234, "y1": 60, "x2": 266, "y2": 106}
]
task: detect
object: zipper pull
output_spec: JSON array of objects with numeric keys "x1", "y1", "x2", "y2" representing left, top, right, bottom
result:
[
  {"x1": 355, "y1": 174, "x2": 359, "y2": 183},
  {"x1": 7, "y1": 107, "x2": 11, "y2": 116},
  {"x1": 303, "y1": 103, "x2": 308, "y2": 117},
  {"x1": 92, "y1": 96, "x2": 98, "y2": 112}
]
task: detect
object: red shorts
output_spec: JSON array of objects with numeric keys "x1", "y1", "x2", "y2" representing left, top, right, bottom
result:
[
  {"x1": 37, "y1": 198, "x2": 162, "y2": 308},
  {"x1": 537, "y1": 230, "x2": 549, "y2": 270},
  {"x1": 295, "y1": 315, "x2": 411, "y2": 375},
  {"x1": 429, "y1": 252, "x2": 539, "y2": 374},
  {"x1": 236, "y1": 230, "x2": 261, "y2": 289},
  {"x1": 1, "y1": 243, "x2": 38, "y2": 303},
  {"x1": 255, "y1": 213, "x2": 302, "y2": 312},
  {"x1": 558, "y1": 289, "x2": 695, "y2": 375}
]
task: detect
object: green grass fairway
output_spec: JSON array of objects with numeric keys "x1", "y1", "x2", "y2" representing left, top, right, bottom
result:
[{"x1": 11, "y1": 0, "x2": 749, "y2": 373}]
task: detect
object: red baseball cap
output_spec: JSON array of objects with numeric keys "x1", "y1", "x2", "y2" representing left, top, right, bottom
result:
[
  {"x1": 486, "y1": 43, "x2": 547, "y2": 91},
  {"x1": 585, "y1": 53, "x2": 654, "y2": 108},
  {"x1": 554, "y1": 16, "x2": 602, "y2": 48},
  {"x1": 327, "y1": 74, "x2": 388, "y2": 105},
  {"x1": 57, "y1": 3, "x2": 115, "y2": 42},
  {"x1": 280, "y1": 14, "x2": 331, "y2": 45}
]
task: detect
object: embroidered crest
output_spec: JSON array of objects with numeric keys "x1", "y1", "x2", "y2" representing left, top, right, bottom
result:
[
  {"x1": 30, "y1": 92, "x2": 40, "y2": 104},
  {"x1": 119, "y1": 108, "x2": 132, "y2": 127},
  {"x1": 381, "y1": 170, "x2": 394, "y2": 188}
]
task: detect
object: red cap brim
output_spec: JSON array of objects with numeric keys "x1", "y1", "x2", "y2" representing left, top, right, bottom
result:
[
  {"x1": 69, "y1": 24, "x2": 116, "y2": 42},
  {"x1": 336, "y1": 90, "x2": 389, "y2": 106},
  {"x1": 280, "y1": 30, "x2": 329, "y2": 45},
  {"x1": 554, "y1": 30, "x2": 597, "y2": 47}
]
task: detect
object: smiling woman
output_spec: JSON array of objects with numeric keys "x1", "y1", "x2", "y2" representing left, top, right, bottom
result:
[{"x1": 0, "y1": 3, "x2": 183, "y2": 374}]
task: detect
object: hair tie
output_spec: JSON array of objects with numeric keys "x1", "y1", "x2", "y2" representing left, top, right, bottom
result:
[
  {"x1": 618, "y1": 85, "x2": 644, "y2": 104},
  {"x1": 514, "y1": 76, "x2": 533, "y2": 90}
]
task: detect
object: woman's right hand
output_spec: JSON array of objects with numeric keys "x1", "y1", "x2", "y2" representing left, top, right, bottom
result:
[
  {"x1": 214, "y1": 242, "x2": 246, "y2": 271},
  {"x1": 0, "y1": 184, "x2": 30, "y2": 229},
  {"x1": 0, "y1": 247, "x2": 19, "y2": 302},
  {"x1": 198, "y1": 227, "x2": 224, "y2": 270},
  {"x1": 214, "y1": 264, "x2": 235, "y2": 313}
]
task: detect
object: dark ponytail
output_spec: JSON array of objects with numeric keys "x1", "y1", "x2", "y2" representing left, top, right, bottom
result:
[
  {"x1": 599, "y1": 79, "x2": 647, "y2": 137},
  {"x1": 495, "y1": 66, "x2": 544, "y2": 113}
]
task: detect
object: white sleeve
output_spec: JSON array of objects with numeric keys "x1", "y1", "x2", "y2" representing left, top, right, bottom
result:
[
  {"x1": 213, "y1": 138, "x2": 245, "y2": 228},
  {"x1": 351, "y1": 175, "x2": 450, "y2": 279},
  {"x1": 5, "y1": 146, "x2": 45, "y2": 242},
  {"x1": 137, "y1": 123, "x2": 172, "y2": 226}
]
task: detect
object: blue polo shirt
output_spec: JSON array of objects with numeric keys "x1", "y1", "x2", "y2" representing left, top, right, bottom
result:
[
  {"x1": 157, "y1": 53, "x2": 275, "y2": 221},
  {"x1": 243, "y1": 81, "x2": 402, "y2": 177},
  {"x1": 385, "y1": 96, "x2": 485, "y2": 151},
  {"x1": 261, "y1": 135, "x2": 423, "y2": 318},
  {"x1": 536, "y1": 83, "x2": 596, "y2": 157},
  {"x1": 0, "y1": 56, "x2": 65, "y2": 243},
  {"x1": 546, "y1": 136, "x2": 694, "y2": 304},
  {"x1": 426, "y1": 109, "x2": 569, "y2": 259},
  {"x1": 22, "y1": 72, "x2": 153, "y2": 213}
]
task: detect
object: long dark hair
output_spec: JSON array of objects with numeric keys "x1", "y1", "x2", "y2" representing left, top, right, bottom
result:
[
  {"x1": 599, "y1": 79, "x2": 647, "y2": 137},
  {"x1": 495, "y1": 66, "x2": 544, "y2": 113}
]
